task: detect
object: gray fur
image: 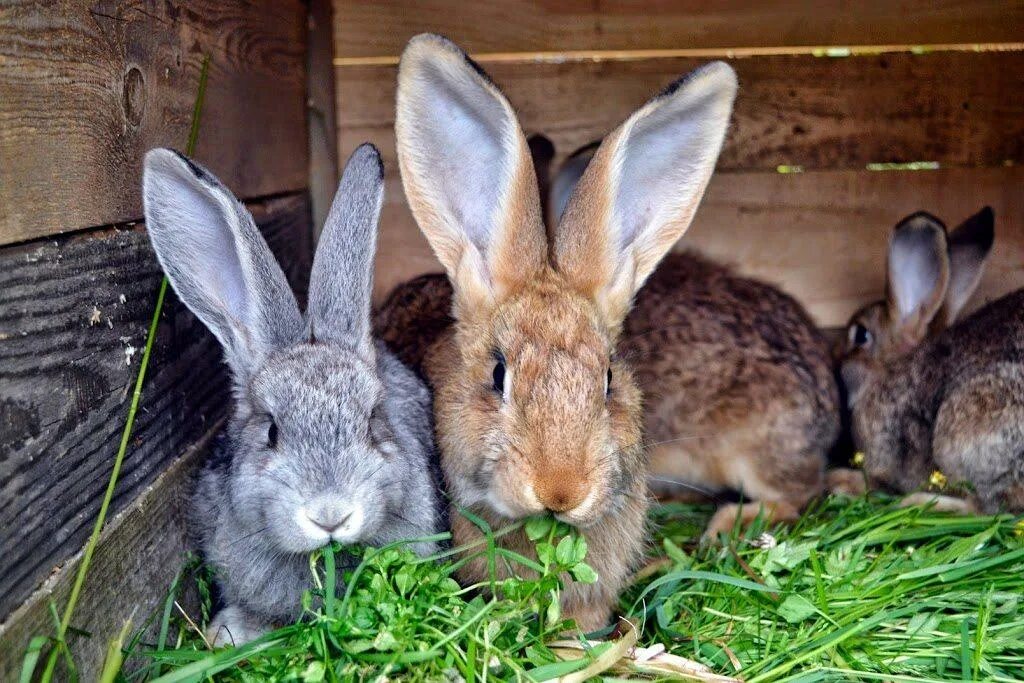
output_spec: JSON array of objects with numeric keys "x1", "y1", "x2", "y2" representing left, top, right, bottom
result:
[{"x1": 142, "y1": 144, "x2": 440, "y2": 644}]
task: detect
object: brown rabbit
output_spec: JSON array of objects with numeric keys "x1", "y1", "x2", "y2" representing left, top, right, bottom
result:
[
  {"x1": 835, "y1": 208, "x2": 1024, "y2": 513},
  {"x1": 390, "y1": 34, "x2": 737, "y2": 630}
]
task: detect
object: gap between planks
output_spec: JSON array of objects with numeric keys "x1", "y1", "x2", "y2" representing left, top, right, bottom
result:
[{"x1": 334, "y1": 42, "x2": 1024, "y2": 67}]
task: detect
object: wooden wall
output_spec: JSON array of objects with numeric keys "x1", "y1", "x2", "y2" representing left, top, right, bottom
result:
[
  {"x1": 0, "y1": 1, "x2": 313, "y2": 676},
  {"x1": 332, "y1": 1, "x2": 1024, "y2": 328}
]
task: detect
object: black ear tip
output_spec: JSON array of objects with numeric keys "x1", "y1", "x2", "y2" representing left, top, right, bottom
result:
[
  {"x1": 895, "y1": 211, "x2": 946, "y2": 235},
  {"x1": 954, "y1": 206, "x2": 996, "y2": 250},
  {"x1": 346, "y1": 143, "x2": 384, "y2": 182}
]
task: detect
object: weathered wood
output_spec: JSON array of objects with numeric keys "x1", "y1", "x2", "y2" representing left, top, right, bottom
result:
[
  {"x1": 0, "y1": 433, "x2": 212, "y2": 682},
  {"x1": 0, "y1": 193, "x2": 312, "y2": 621},
  {"x1": 0, "y1": 0, "x2": 308, "y2": 245},
  {"x1": 337, "y1": 50, "x2": 1024, "y2": 175},
  {"x1": 368, "y1": 168, "x2": 1024, "y2": 327},
  {"x1": 333, "y1": 0, "x2": 1024, "y2": 58}
]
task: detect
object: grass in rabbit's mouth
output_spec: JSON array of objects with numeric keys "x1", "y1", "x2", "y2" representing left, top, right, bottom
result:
[{"x1": 113, "y1": 496, "x2": 1024, "y2": 682}]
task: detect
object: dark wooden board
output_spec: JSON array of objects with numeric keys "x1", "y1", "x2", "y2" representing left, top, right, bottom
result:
[
  {"x1": 0, "y1": 434, "x2": 211, "y2": 681},
  {"x1": 0, "y1": 193, "x2": 312, "y2": 621},
  {"x1": 334, "y1": 0, "x2": 1024, "y2": 58},
  {"x1": 337, "y1": 50, "x2": 1024, "y2": 175},
  {"x1": 0, "y1": 0, "x2": 308, "y2": 244},
  {"x1": 367, "y1": 168, "x2": 1024, "y2": 327}
]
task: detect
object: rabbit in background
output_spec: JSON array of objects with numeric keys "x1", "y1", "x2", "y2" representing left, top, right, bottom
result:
[
  {"x1": 385, "y1": 33, "x2": 737, "y2": 630},
  {"x1": 833, "y1": 207, "x2": 1024, "y2": 514},
  {"x1": 142, "y1": 144, "x2": 441, "y2": 646}
]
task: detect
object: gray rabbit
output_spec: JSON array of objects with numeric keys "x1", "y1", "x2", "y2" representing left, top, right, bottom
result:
[
  {"x1": 835, "y1": 207, "x2": 1024, "y2": 514},
  {"x1": 142, "y1": 144, "x2": 441, "y2": 646}
]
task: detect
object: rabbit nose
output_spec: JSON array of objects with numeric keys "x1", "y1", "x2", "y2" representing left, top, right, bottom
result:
[
  {"x1": 535, "y1": 472, "x2": 589, "y2": 513},
  {"x1": 306, "y1": 509, "x2": 352, "y2": 534}
]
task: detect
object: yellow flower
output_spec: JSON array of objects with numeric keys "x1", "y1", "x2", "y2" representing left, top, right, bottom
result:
[
  {"x1": 929, "y1": 470, "x2": 948, "y2": 490},
  {"x1": 851, "y1": 452, "x2": 865, "y2": 467},
  {"x1": 1014, "y1": 520, "x2": 1024, "y2": 539}
]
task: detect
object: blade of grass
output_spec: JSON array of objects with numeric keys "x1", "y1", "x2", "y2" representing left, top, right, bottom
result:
[{"x1": 34, "y1": 54, "x2": 211, "y2": 683}]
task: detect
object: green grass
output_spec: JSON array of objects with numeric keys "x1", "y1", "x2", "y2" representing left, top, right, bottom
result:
[{"x1": 108, "y1": 495, "x2": 1024, "y2": 682}]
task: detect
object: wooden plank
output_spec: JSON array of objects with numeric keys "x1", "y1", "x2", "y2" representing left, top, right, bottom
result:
[
  {"x1": 333, "y1": 0, "x2": 1024, "y2": 58},
  {"x1": 367, "y1": 168, "x2": 1024, "y2": 328},
  {"x1": 308, "y1": 0, "x2": 341, "y2": 235},
  {"x1": 0, "y1": 434, "x2": 211, "y2": 682},
  {"x1": 0, "y1": 193, "x2": 312, "y2": 621},
  {"x1": 336, "y1": 51, "x2": 1024, "y2": 175},
  {"x1": 0, "y1": 0, "x2": 308, "y2": 245}
]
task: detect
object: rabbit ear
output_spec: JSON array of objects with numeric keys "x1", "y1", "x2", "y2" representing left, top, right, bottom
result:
[
  {"x1": 886, "y1": 212, "x2": 951, "y2": 345},
  {"x1": 550, "y1": 142, "x2": 600, "y2": 227},
  {"x1": 552, "y1": 62, "x2": 737, "y2": 327},
  {"x1": 934, "y1": 206, "x2": 994, "y2": 329},
  {"x1": 143, "y1": 149, "x2": 304, "y2": 376},
  {"x1": 395, "y1": 34, "x2": 547, "y2": 312},
  {"x1": 307, "y1": 144, "x2": 384, "y2": 351}
]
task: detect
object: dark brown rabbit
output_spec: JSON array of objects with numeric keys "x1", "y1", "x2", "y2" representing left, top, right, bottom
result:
[
  {"x1": 835, "y1": 208, "x2": 1024, "y2": 513},
  {"x1": 377, "y1": 132, "x2": 840, "y2": 540}
]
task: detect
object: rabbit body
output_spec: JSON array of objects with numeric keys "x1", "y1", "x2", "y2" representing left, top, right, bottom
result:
[
  {"x1": 623, "y1": 251, "x2": 839, "y2": 527},
  {"x1": 849, "y1": 289, "x2": 1024, "y2": 512},
  {"x1": 142, "y1": 145, "x2": 441, "y2": 646}
]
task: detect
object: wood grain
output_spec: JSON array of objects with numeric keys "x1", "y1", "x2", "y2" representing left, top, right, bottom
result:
[
  {"x1": 333, "y1": 0, "x2": 1024, "y2": 58},
  {"x1": 308, "y1": 0, "x2": 341, "y2": 235},
  {"x1": 367, "y1": 168, "x2": 1024, "y2": 328},
  {"x1": 336, "y1": 51, "x2": 1024, "y2": 175},
  {"x1": 0, "y1": 193, "x2": 312, "y2": 621},
  {"x1": 0, "y1": 433, "x2": 211, "y2": 682},
  {"x1": 0, "y1": 0, "x2": 308, "y2": 244}
]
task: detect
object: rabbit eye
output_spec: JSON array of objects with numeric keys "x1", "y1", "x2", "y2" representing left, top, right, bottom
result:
[
  {"x1": 266, "y1": 419, "x2": 278, "y2": 449},
  {"x1": 492, "y1": 352, "x2": 506, "y2": 395},
  {"x1": 605, "y1": 368, "x2": 612, "y2": 396},
  {"x1": 849, "y1": 323, "x2": 872, "y2": 349}
]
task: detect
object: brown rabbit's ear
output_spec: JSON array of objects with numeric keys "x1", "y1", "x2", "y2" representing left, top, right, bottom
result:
[
  {"x1": 552, "y1": 62, "x2": 737, "y2": 326},
  {"x1": 886, "y1": 212, "x2": 951, "y2": 348},
  {"x1": 395, "y1": 34, "x2": 547, "y2": 313},
  {"x1": 933, "y1": 206, "x2": 995, "y2": 330}
]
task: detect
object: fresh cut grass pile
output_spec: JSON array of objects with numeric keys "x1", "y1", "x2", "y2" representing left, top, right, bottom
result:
[{"x1": 118, "y1": 495, "x2": 1024, "y2": 682}]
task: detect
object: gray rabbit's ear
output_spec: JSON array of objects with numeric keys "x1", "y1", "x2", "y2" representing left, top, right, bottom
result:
[
  {"x1": 886, "y1": 212, "x2": 950, "y2": 346},
  {"x1": 307, "y1": 144, "x2": 384, "y2": 351},
  {"x1": 934, "y1": 206, "x2": 994, "y2": 329},
  {"x1": 143, "y1": 149, "x2": 304, "y2": 376}
]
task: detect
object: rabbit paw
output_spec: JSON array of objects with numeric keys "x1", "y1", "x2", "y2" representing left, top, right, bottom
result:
[
  {"x1": 898, "y1": 492, "x2": 977, "y2": 514},
  {"x1": 701, "y1": 500, "x2": 801, "y2": 543},
  {"x1": 827, "y1": 468, "x2": 867, "y2": 497},
  {"x1": 207, "y1": 606, "x2": 269, "y2": 647}
]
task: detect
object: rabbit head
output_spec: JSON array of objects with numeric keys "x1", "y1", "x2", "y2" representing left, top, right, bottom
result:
[
  {"x1": 838, "y1": 208, "x2": 994, "y2": 406},
  {"x1": 143, "y1": 145, "x2": 410, "y2": 554},
  {"x1": 395, "y1": 34, "x2": 737, "y2": 528}
]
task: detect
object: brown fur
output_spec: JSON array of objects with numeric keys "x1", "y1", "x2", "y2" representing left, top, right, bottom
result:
[
  {"x1": 622, "y1": 252, "x2": 839, "y2": 521},
  {"x1": 838, "y1": 208, "x2": 1024, "y2": 513}
]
